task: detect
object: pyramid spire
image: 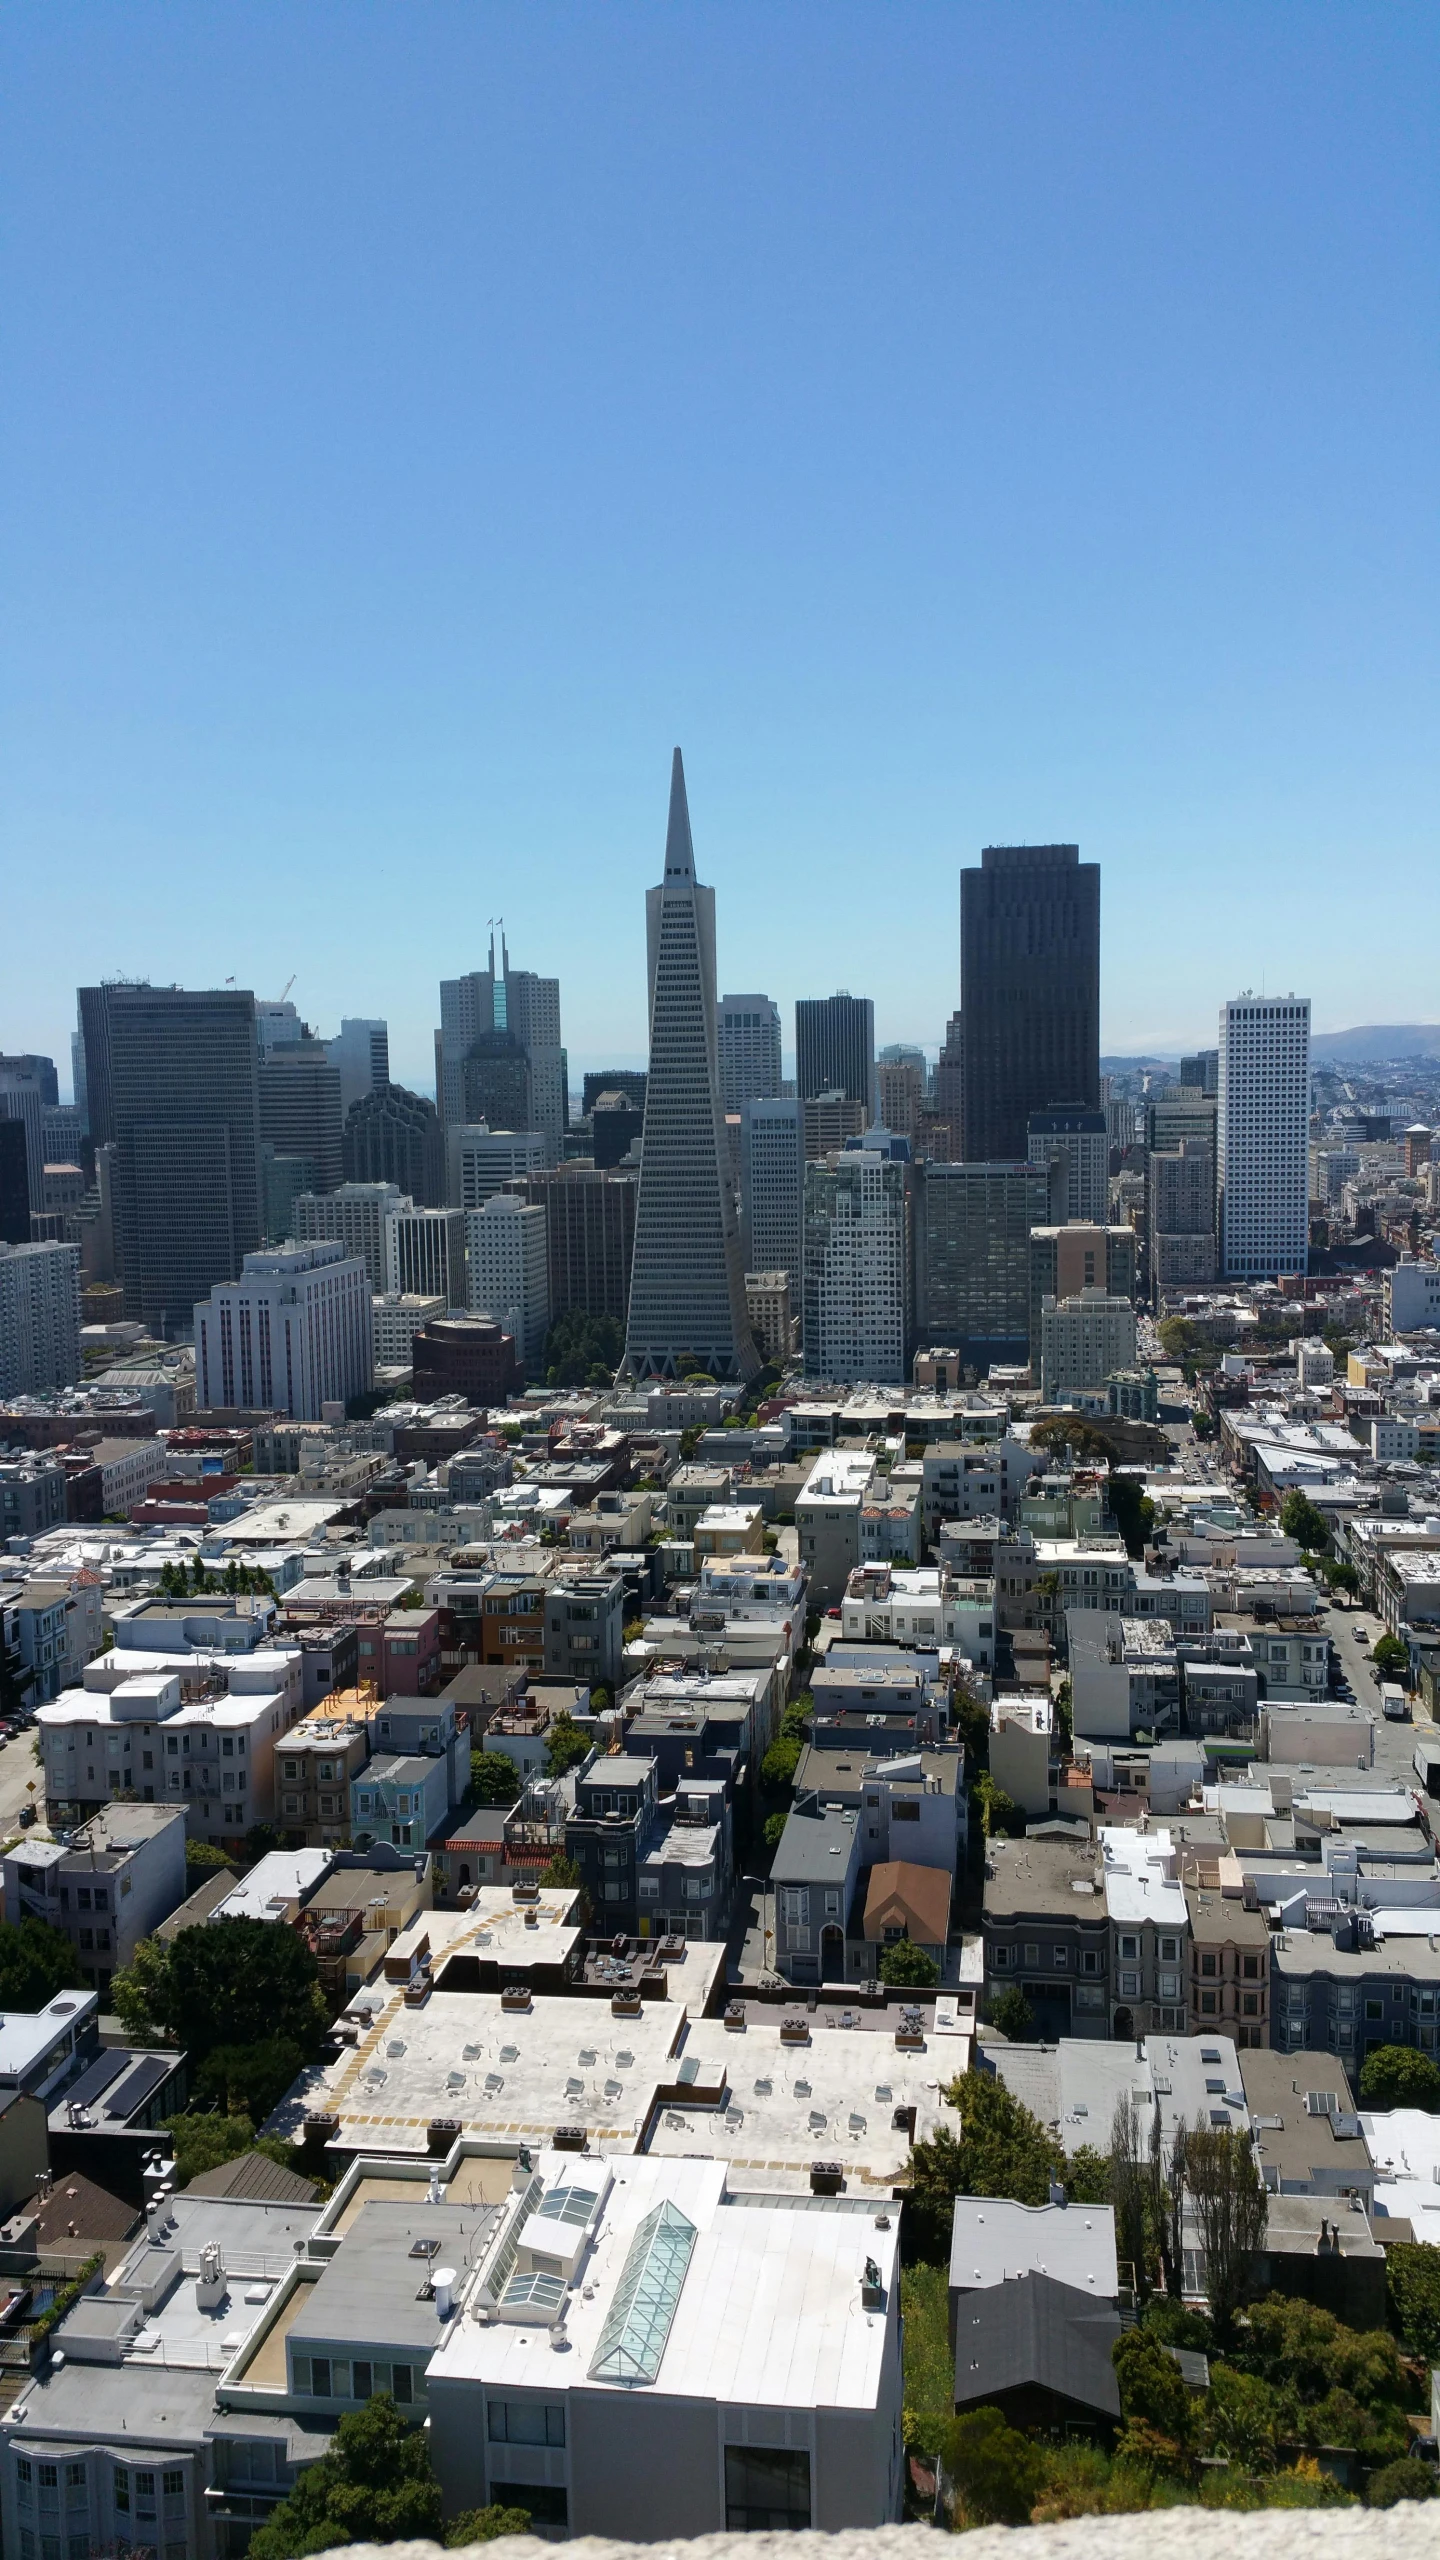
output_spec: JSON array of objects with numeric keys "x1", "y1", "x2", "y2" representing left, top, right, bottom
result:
[{"x1": 663, "y1": 746, "x2": 695, "y2": 882}]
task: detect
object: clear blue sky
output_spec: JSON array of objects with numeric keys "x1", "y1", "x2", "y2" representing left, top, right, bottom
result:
[{"x1": 2, "y1": 3, "x2": 1436, "y2": 1093}]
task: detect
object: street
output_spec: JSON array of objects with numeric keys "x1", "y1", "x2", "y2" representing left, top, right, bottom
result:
[{"x1": 0, "y1": 1725, "x2": 46, "y2": 1841}]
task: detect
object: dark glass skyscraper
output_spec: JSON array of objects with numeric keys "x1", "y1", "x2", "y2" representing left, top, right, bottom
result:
[
  {"x1": 795, "y1": 993, "x2": 875, "y2": 1111},
  {"x1": 960, "y1": 844, "x2": 1100, "y2": 1162},
  {"x1": 107, "y1": 985, "x2": 263, "y2": 1336}
]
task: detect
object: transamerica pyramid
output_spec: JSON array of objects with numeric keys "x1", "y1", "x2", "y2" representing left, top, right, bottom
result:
[{"x1": 622, "y1": 749, "x2": 760, "y2": 1382}]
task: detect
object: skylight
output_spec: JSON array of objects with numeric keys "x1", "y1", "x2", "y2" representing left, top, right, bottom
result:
[
  {"x1": 541, "y1": 2186, "x2": 600, "y2": 2229},
  {"x1": 589, "y1": 2199, "x2": 696, "y2": 2386},
  {"x1": 502, "y1": 2268, "x2": 566, "y2": 2315}
]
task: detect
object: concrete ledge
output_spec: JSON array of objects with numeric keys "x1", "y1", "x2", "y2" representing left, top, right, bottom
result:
[{"x1": 318, "y1": 2517, "x2": 1434, "y2": 2560}]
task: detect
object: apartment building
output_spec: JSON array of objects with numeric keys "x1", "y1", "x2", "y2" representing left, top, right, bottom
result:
[{"x1": 3, "y1": 1803, "x2": 188, "y2": 1998}]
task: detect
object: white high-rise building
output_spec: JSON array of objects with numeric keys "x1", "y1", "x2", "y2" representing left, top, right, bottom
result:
[
  {"x1": 465, "y1": 1194, "x2": 550, "y2": 1374},
  {"x1": 295, "y1": 1182, "x2": 408, "y2": 1291},
  {"x1": 327, "y1": 1018, "x2": 390, "y2": 1120},
  {"x1": 193, "y1": 1240, "x2": 372, "y2": 1420},
  {"x1": 802, "y1": 1145, "x2": 912, "y2": 1385},
  {"x1": 385, "y1": 1206, "x2": 467, "y2": 1308},
  {"x1": 739, "y1": 1097, "x2": 805, "y2": 1305},
  {"x1": 448, "y1": 1124, "x2": 549, "y2": 1211},
  {"x1": 718, "y1": 993, "x2": 782, "y2": 1113},
  {"x1": 623, "y1": 752, "x2": 759, "y2": 1381},
  {"x1": 0, "y1": 1241, "x2": 81, "y2": 1396},
  {"x1": 1218, "y1": 996, "x2": 1311, "y2": 1279}
]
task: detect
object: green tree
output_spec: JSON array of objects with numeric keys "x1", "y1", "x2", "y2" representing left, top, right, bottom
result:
[
  {"x1": 987, "y1": 1984, "x2": 1036, "y2": 2041},
  {"x1": 246, "y1": 2395, "x2": 442, "y2": 2559},
  {"x1": 0, "y1": 1917, "x2": 83, "y2": 2010},
  {"x1": 195, "y1": 2038, "x2": 309, "y2": 2123},
  {"x1": 912, "y1": 2068, "x2": 1065, "y2": 2219},
  {"x1": 939, "y1": 2407, "x2": 1042, "y2": 2527},
  {"x1": 183, "y1": 1840, "x2": 234, "y2": 1879},
  {"x1": 445, "y1": 2506, "x2": 533, "y2": 2545},
  {"x1": 1280, "y1": 1489, "x2": 1331, "y2": 1552},
  {"x1": 1113, "y1": 2328, "x2": 1194, "y2": 2442},
  {"x1": 544, "y1": 1714, "x2": 591, "y2": 1778},
  {"x1": 110, "y1": 1935, "x2": 173, "y2": 2043},
  {"x1": 115, "y1": 1919, "x2": 325, "y2": 2068},
  {"x1": 470, "y1": 1750, "x2": 522, "y2": 1807},
  {"x1": 761, "y1": 1734, "x2": 801, "y2": 1791},
  {"x1": 1367, "y1": 2459, "x2": 1438, "y2": 2508},
  {"x1": 878, "y1": 1937, "x2": 939, "y2": 1988},
  {"x1": 1064, "y1": 2146, "x2": 1112, "y2": 2205},
  {"x1": 1182, "y1": 2119, "x2": 1267, "y2": 2341},
  {"x1": 1373, "y1": 1633, "x2": 1409, "y2": 1678},
  {"x1": 1360, "y1": 2045, "x2": 1440, "y2": 2111},
  {"x1": 779, "y1": 1693, "x2": 813, "y2": 1743},
  {"x1": 1204, "y1": 2366, "x2": 1284, "y2": 2471},
  {"x1": 1386, "y1": 2243, "x2": 1440, "y2": 2360},
  {"x1": 762, "y1": 1809, "x2": 788, "y2": 1852},
  {"x1": 164, "y1": 2109, "x2": 257, "y2": 2189},
  {"x1": 542, "y1": 1310, "x2": 623, "y2": 1391},
  {"x1": 1232, "y1": 2295, "x2": 1406, "y2": 2423},
  {"x1": 951, "y1": 1679, "x2": 989, "y2": 1769},
  {"x1": 974, "y1": 1772, "x2": 1021, "y2": 1838}
]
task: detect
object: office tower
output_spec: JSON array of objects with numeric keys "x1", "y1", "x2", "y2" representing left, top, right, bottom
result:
[
  {"x1": 1039, "y1": 1289, "x2": 1137, "y2": 1402},
  {"x1": 193, "y1": 1240, "x2": 372, "y2": 1420},
  {"x1": 802, "y1": 1146, "x2": 913, "y2": 1384},
  {"x1": 260, "y1": 1150, "x2": 316, "y2": 1246},
  {"x1": 42, "y1": 1105, "x2": 83, "y2": 1166},
  {"x1": 512, "y1": 1163, "x2": 638, "y2": 1330},
  {"x1": 106, "y1": 985, "x2": 262, "y2": 1336},
  {"x1": 258, "y1": 1039, "x2": 344, "y2": 1195},
  {"x1": 1180, "y1": 1048, "x2": 1220, "y2": 1098},
  {"x1": 1218, "y1": 996, "x2": 1311, "y2": 1279},
  {"x1": 0, "y1": 1123, "x2": 29, "y2": 1245},
  {"x1": 71, "y1": 1029, "x2": 87, "y2": 1131},
  {"x1": 717, "y1": 994, "x2": 782, "y2": 1113},
  {"x1": 295, "y1": 1181, "x2": 408, "y2": 1291},
  {"x1": 410, "y1": 1315, "x2": 520, "y2": 1406},
  {"x1": 745, "y1": 1272, "x2": 794, "y2": 1367},
  {"x1": 582, "y1": 1069, "x2": 647, "y2": 1116},
  {"x1": 342, "y1": 1083, "x2": 445, "y2": 1206},
  {"x1": 465, "y1": 1194, "x2": 550, "y2": 1374},
  {"x1": 589, "y1": 1090, "x2": 644, "y2": 1168},
  {"x1": 0, "y1": 1240, "x2": 81, "y2": 1395},
  {"x1": 802, "y1": 1091, "x2": 867, "y2": 1160},
  {"x1": 328, "y1": 1018, "x2": 390, "y2": 1119},
  {"x1": 76, "y1": 985, "x2": 122, "y2": 1148},
  {"x1": 1028, "y1": 1224, "x2": 1137, "y2": 1351},
  {"x1": 623, "y1": 751, "x2": 758, "y2": 1381},
  {"x1": 960, "y1": 844, "x2": 1100, "y2": 1161},
  {"x1": 932, "y1": 1012, "x2": 963, "y2": 1148},
  {"x1": 877, "y1": 1059, "x2": 924, "y2": 1142},
  {"x1": 1147, "y1": 1142, "x2": 1218, "y2": 1299},
  {"x1": 919, "y1": 1162, "x2": 1048, "y2": 1367},
  {"x1": 438, "y1": 930, "x2": 563, "y2": 1158},
  {"x1": 739, "y1": 1097, "x2": 805, "y2": 1306},
  {"x1": 795, "y1": 993, "x2": 875, "y2": 1113},
  {"x1": 254, "y1": 998, "x2": 302, "y2": 1052},
  {"x1": 1027, "y1": 1106, "x2": 1110, "y2": 1224},
  {"x1": 385, "y1": 1204, "x2": 468, "y2": 1308},
  {"x1": 463, "y1": 1030, "x2": 532, "y2": 1132},
  {"x1": 0, "y1": 1073, "x2": 45, "y2": 1206},
  {"x1": 449, "y1": 1125, "x2": 548, "y2": 1211},
  {"x1": 0, "y1": 1054, "x2": 59, "y2": 1109}
]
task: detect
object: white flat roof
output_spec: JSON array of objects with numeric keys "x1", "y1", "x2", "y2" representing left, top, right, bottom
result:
[
  {"x1": 428, "y1": 2150, "x2": 896, "y2": 2413},
  {"x1": 388, "y1": 1891, "x2": 584, "y2": 1976},
  {"x1": 209, "y1": 1499, "x2": 348, "y2": 1544},
  {"x1": 269, "y1": 1986, "x2": 691, "y2": 2157},
  {"x1": 643, "y1": 2016, "x2": 968, "y2": 2193},
  {"x1": 0, "y1": 1989, "x2": 98, "y2": 2081},
  {"x1": 949, "y1": 2196, "x2": 1118, "y2": 2297},
  {"x1": 1360, "y1": 2107, "x2": 1440, "y2": 2230},
  {"x1": 1098, "y1": 1825, "x2": 1188, "y2": 1928},
  {"x1": 212, "y1": 1849, "x2": 335, "y2": 1922}
]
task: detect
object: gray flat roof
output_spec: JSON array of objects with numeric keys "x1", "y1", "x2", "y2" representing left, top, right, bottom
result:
[
  {"x1": 772, "y1": 1799, "x2": 859, "y2": 1883},
  {"x1": 292, "y1": 2199, "x2": 502, "y2": 2354},
  {"x1": 984, "y1": 1836, "x2": 1105, "y2": 1922}
]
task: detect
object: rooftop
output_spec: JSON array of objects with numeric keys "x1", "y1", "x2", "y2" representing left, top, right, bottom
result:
[
  {"x1": 427, "y1": 2150, "x2": 897, "y2": 2414},
  {"x1": 642, "y1": 2016, "x2": 967, "y2": 2191},
  {"x1": 983, "y1": 1835, "x2": 1104, "y2": 1922},
  {"x1": 949, "y1": 2196, "x2": 1118, "y2": 2297}
]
